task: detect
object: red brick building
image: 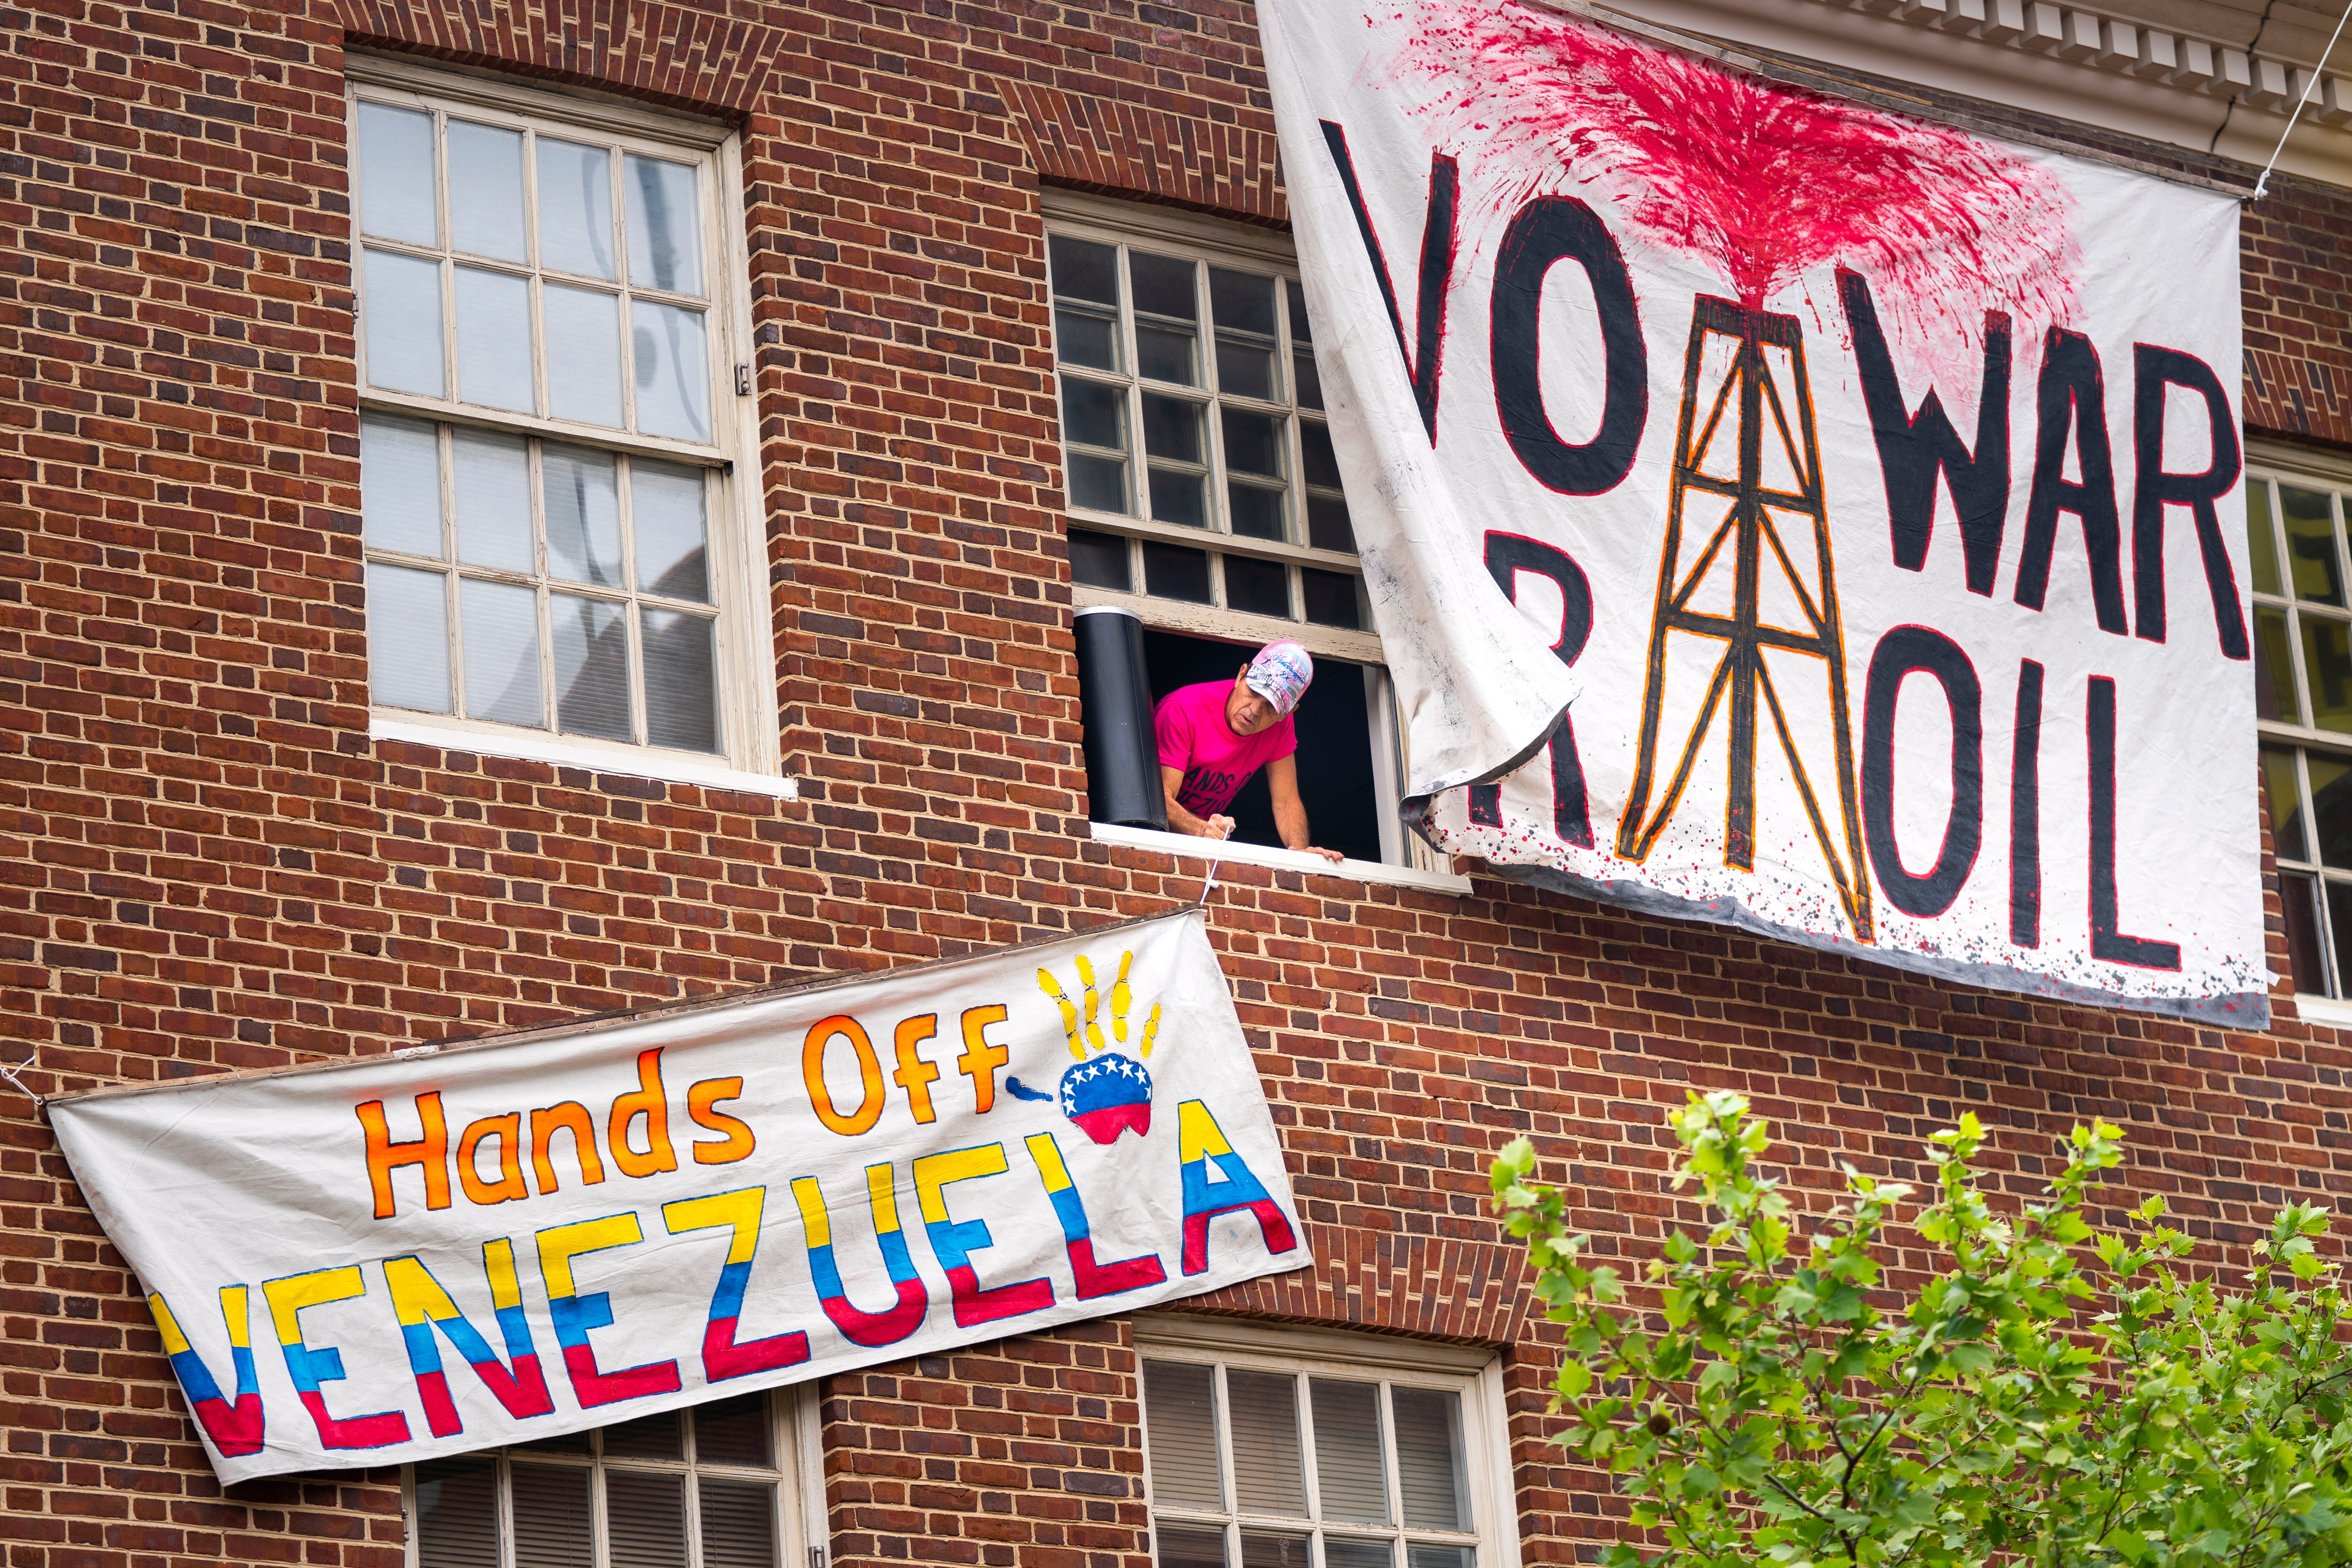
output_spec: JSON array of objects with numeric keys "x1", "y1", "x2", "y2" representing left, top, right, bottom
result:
[{"x1": 4, "y1": 0, "x2": 2351, "y2": 1565}]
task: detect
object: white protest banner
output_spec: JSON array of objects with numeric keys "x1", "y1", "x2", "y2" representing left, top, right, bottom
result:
[
  {"x1": 1260, "y1": 0, "x2": 2262, "y2": 1021},
  {"x1": 49, "y1": 909, "x2": 1304, "y2": 1482}
]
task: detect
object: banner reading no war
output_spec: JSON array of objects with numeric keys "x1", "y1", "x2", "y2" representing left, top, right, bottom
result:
[{"x1": 49, "y1": 910, "x2": 1304, "y2": 1482}]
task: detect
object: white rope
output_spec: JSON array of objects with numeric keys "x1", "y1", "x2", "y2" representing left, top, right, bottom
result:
[
  {"x1": 1196, "y1": 835, "x2": 1230, "y2": 908},
  {"x1": 0, "y1": 1049, "x2": 39, "y2": 1106},
  {"x1": 2251, "y1": 0, "x2": 2352, "y2": 201}
]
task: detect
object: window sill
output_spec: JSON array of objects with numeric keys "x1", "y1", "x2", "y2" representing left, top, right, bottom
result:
[
  {"x1": 1089, "y1": 821, "x2": 1472, "y2": 895},
  {"x1": 2291, "y1": 993, "x2": 2352, "y2": 1027},
  {"x1": 370, "y1": 715, "x2": 798, "y2": 799}
]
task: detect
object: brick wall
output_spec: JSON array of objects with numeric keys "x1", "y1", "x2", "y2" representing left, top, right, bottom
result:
[{"x1": 3, "y1": 0, "x2": 2350, "y2": 1565}]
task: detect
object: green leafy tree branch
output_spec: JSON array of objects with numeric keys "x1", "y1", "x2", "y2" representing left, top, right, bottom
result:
[{"x1": 1493, "y1": 1093, "x2": 2352, "y2": 1568}]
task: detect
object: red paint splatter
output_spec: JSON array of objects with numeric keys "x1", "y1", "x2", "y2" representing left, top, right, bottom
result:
[{"x1": 1381, "y1": 1, "x2": 2078, "y2": 348}]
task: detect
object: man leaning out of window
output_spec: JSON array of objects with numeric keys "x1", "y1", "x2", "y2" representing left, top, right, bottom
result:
[{"x1": 1154, "y1": 640, "x2": 1344, "y2": 864}]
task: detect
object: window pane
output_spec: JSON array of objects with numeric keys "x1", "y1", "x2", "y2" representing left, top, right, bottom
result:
[
  {"x1": 544, "y1": 445, "x2": 622, "y2": 587},
  {"x1": 1303, "y1": 570, "x2": 1363, "y2": 630},
  {"x1": 634, "y1": 300, "x2": 711, "y2": 443},
  {"x1": 699, "y1": 1478, "x2": 777, "y2": 1568},
  {"x1": 1229, "y1": 484, "x2": 1287, "y2": 543},
  {"x1": 1293, "y1": 350, "x2": 1323, "y2": 412},
  {"x1": 554, "y1": 593, "x2": 633, "y2": 741},
  {"x1": 2284, "y1": 485, "x2": 2343, "y2": 606},
  {"x1": 1142, "y1": 1359, "x2": 1222, "y2": 1509},
  {"x1": 2283, "y1": 870, "x2": 2329, "y2": 996},
  {"x1": 603, "y1": 1407, "x2": 684, "y2": 1461},
  {"x1": 2265, "y1": 744, "x2": 2310, "y2": 862},
  {"x1": 1155, "y1": 1524, "x2": 1228, "y2": 1568},
  {"x1": 1310, "y1": 1378, "x2": 1389, "y2": 1525},
  {"x1": 1222, "y1": 409, "x2": 1284, "y2": 480},
  {"x1": 634, "y1": 461, "x2": 710, "y2": 602},
  {"x1": 1228, "y1": 1370, "x2": 1304, "y2": 1517},
  {"x1": 461, "y1": 578, "x2": 543, "y2": 727},
  {"x1": 1133, "y1": 253, "x2": 1199, "y2": 322},
  {"x1": 1152, "y1": 470, "x2": 1209, "y2": 529},
  {"x1": 1057, "y1": 304, "x2": 1120, "y2": 372},
  {"x1": 625, "y1": 153, "x2": 703, "y2": 295},
  {"x1": 1210, "y1": 267, "x2": 1275, "y2": 336},
  {"x1": 358, "y1": 102, "x2": 437, "y2": 246},
  {"x1": 606, "y1": 1468, "x2": 688, "y2": 1568},
  {"x1": 1405, "y1": 1548, "x2": 1475, "y2": 1568},
  {"x1": 1068, "y1": 529, "x2": 1131, "y2": 591},
  {"x1": 1324, "y1": 1544, "x2": 1391, "y2": 1568},
  {"x1": 2309, "y1": 750, "x2": 2352, "y2": 869},
  {"x1": 1224, "y1": 556, "x2": 1289, "y2": 619},
  {"x1": 1143, "y1": 543, "x2": 1213, "y2": 605},
  {"x1": 1143, "y1": 394, "x2": 1205, "y2": 465},
  {"x1": 644, "y1": 609, "x2": 719, "y2": 754},
  {"x1": 364, "y1": 247, "x2": 445, "y2": 396},
  {"x1": 2256, "y1": 605, "x2": 2295, "y2": 723},
  {"x1": 2301, "y1": 615, "x2": 2352, "y2": 732},
  {"x1": 546, "y1": 285, "x2": 624, "y2": 428},
  {"x1": 413, "y1": 1454, "x2": 499, "y2": 1568},
  {"x1": 539, "y1": 137, "x2": 617, "y2": 280},
  {"x1": 1133, "y1": 253, "x2": 1200, "y2": 387},
  {"x1": 448, "y1": 119, "x2": 526, "y2": 262},
  {"x1": 453, "y1": 427, "x2": 533, "y2": 573},
  {"x1": 2326, "y1": 880, "x2": 2352, "y2": 1008},
  {"x1": 455, "y1": 265, "x2": 535, "y2": 413},
  {"x1": 510, "y1": 1461, "x2": 592, "y2": 1568},
  {"x1": 1050, "y1": 235, "x2": 1119, "y2": 306},
  {"x1": 367, "y1": 563, "x2": 450, "y2": 713},
  {"x1": 1286, "y1": 280, "x2": 1313, "y2": 345},
  {"x1": 1393, "y1": 1386, "x2": 1467, "y2": 1530},
  {"x1": 1211, "y1": 269, "x2": 1277, "y2": 400},
  {"x1": 693, "y1": 1391, "x2": 772, "y2": 1468},
  {"x1": 1308, "y1": 497, "x2": 1356, "y2": 555},
  {"x1": 516, "y1": 1428, "x2": 593, "y2": 1455},
  {"x1": 362, "y1": 414, "x2": 443, "y2": 558},
  {"x1": 2248, "y1": 480, "x2": 2282, "y2": 598},
  {"x1": 1062, "y1": 376, "x2": 1127, "y2": 451},
  {"x1": 1299, "y1": 422, "x2": 1342, "y2": 490},
  {"x1": 1069, "y1": 454, "x2": 1131, "y2": 515},
  {"x1": 1240, "y1": 1533, "x2": 1310, "y2": 1568}
]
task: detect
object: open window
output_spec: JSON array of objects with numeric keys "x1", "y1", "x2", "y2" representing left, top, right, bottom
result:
[{"x1": 1048, "y1": 192, "x2": 1438, "y2": 879}]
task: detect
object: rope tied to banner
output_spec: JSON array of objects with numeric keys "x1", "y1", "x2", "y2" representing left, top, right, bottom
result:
[
  {"x1": 1193, "y1": 833, "x2": 1230, "y2": 910},
  {"x1": 2248, "y1": 0, "x2": 2352, "y2": 201}
]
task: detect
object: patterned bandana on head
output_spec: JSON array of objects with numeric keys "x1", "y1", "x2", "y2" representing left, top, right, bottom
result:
[{"x1": 1246, "y1": 640, "x2": 1314, "y2": 716}]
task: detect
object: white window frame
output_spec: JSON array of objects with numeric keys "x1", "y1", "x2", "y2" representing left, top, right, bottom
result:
[
  {"x1": 1133, "y1": 1314, "x2": 1520, "y2": 1568},
  {"x1": 349, "y1": 55, "x2": 787, "y2": 798},
  {"x1": 2248, "y1": 440, "x2": 2352, "y2": 1016},
  {"x1": 1046, "y1": 192, "x2": 1449, "y2": 884},
  {"x1": 400, "y1": 1385, "x2": 825, "y2": 1568}
]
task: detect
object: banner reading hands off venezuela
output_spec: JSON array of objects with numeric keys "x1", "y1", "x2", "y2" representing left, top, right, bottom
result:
[{"x1": 49, "y1": 910, "x2": 1304, "y2": 1482}]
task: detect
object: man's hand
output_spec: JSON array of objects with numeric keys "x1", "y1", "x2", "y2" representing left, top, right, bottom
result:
[
  {"x1": 1204, "y1": 813, "x2": 1237, "y2": 840},
  {"x1": 1296, "y1": 844, "x2": 1345, "y2": 864}
]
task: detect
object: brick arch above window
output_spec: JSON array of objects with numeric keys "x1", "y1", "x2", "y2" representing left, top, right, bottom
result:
[
  {"x1": 997, "y1": 80, "x2": 1288, "y2": 226},
  {"x1": 330, "y1": 0, "x2": 785, "y2": 117},
  {"x1": 1176, "y1": 1236, "x2": 1539, "y2": 1346}
]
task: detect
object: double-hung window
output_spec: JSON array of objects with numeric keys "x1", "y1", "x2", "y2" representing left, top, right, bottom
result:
[
  {"x1": 405, "y1": 1390, "x2": 817, "y2": 1568},
  {"x1": 1047, "y1": 194, "x2": 1434, "y2": 874},
  {"x1": 2248, "y1": 450, "x2": 2352, "y2": 1001},
  {"x1": 1137, "y1": 1318, "x2": 1514, "y2": 1568},
  {"x1": 350, "y1": 60, "x2": 780, "y2": 787}
]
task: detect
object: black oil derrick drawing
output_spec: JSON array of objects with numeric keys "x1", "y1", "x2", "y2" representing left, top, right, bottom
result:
[{"x1": 1614, "y1": 295, "x2": 1875, "y2": 942}]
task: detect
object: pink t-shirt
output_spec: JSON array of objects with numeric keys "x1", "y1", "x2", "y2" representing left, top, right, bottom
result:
[{"x1": 1154, "y1": 680, "x2": 1297, "y2": 818}]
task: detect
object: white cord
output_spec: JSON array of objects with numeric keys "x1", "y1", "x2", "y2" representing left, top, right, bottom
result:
[
  {"x1": 1196, "y1": 836, "x2": 1230, "y2": 907},
  {"x1": 0, "y1": 1050, "x2": 38, "y2": 1105},
  {"x1": 2251, "y1": 0, "x2": 2352, "y2": 200}
]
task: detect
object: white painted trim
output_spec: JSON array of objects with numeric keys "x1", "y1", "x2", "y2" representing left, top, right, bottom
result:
[
  {"x1": 347, "y1": 51, "x2": 734, "y2": 146},
  {"x1": 1090, "y1": 820, "x2": 1472, "y2": 895},
  {"x1": 1042, "y1": 187, "x2": 1297, "y2": 258},
  {"x1": 2292, "y1": 994, "x2": 2352, "y2": 1027},
  {"x1": 371, "y1": 714, "x2": 798, "y2": 798}
]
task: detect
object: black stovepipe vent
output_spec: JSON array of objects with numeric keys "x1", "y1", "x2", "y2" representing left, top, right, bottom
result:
[{"x1": 1073, "y1": 606, "x2": 1168, "y2": 831}]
